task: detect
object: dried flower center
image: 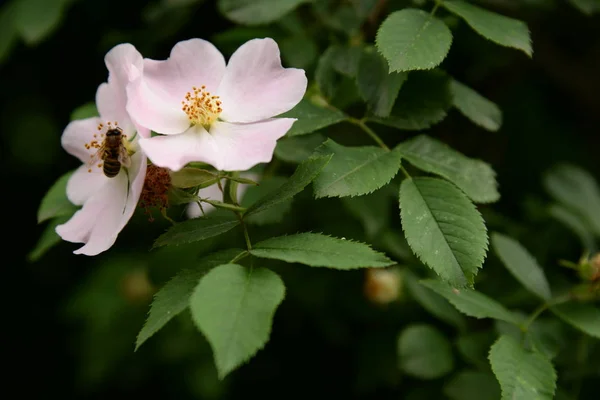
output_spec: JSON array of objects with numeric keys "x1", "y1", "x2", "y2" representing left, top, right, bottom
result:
[
  {"x1": 139, "y1": 165, "x2": 171, "y2": 221},
  {"x1": 181, "y1": 85, "x2": 222, "y2": 128}
]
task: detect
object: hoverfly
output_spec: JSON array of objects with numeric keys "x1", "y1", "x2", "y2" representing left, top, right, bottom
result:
[{"x1": 88, "y1": 126, "x2": 131, "y2": 178}]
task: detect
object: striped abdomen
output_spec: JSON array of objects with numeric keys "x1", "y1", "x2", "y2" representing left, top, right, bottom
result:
[{"x1": 102, "y1": 148, "x2": 122, "y2": 178}]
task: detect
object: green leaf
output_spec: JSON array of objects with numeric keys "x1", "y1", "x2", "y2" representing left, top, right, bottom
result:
[
  {"x1": 244, "y1": 155, "x2": 331, "y2": 217},
  {"x1": 526, "y1": 318, "x2": 566, "y2": 360},
  {"x1": 548, "y1": 204, "x2": 596, "y2": 251},
  {"x1": 313, "y1": 140, "x2": 402, "y2": 198},
  {"x1": 405, "y1": 270, "x2": 466, "y2": 330},
  {"x1": 342, "y1": 188, "x2": 393, "y2": 238},
  {"x1": 543, "y1": 164, "x2": 600, "y2": 236},
  {"x1": 169, "y1": 168, "x2": 218, "y2": 189},
  {"x1": 70, "y1": 102, "x2": 98, "y2": 121},
  {"x1": 250, "y1": 232, "x2": 394, "y2": 269},
  {"x1": 450, "y1": 79, "x2": 502, "y2": 131},
  {"x1": 489, "y1": 335, "x2": 557, "y2": 400},
  {"x1": 274, "y1": 133, "x2": 326, "y2": 164},
  {"x1": 217, "y1": 0, "x2": 308, "y2": 25},
  {"x1": 376, "y1": 9, "x2": 453, "y2": 72},
  {"x1": 356, "y1": 49, "x2": 407, "y2": 117},
  {"x1": 37, "y1": 170, "x2": 78, "y2": 223},
  {"x1": 550, "y1": 303, "x2": 600, "y2": 339},
  {"x1": 28, "y1": 215, "x2": 72, "y2": 262},
  {"x1": 456, "y1": 330, "x2": 497, "y2": 369},
  {"x1": 491, "y1": 233, "x2": 552, "y2": 301},
  {"x1": 444, "y1": 370, "x2": 501, "y2": 400},
  {"x1": 569, "y1": 0, "x2": 600, "y2": 14},
  {"x1": 240, "y1": 177, "x2": 292, "y2": 225},
  {"x1": 329, "y1": 45, "x2": 363, "y2": 78},
  {"x1": 369, "y1": 70, "x2": 452, "y2": 130},
  {"x1": 313, "y1": 0, "x2": 365, "y2": 35},
  {"x1": 136, "y1": 249, "x2": 245, "y2": 350},
  {"x1": 13, "y1": 0, "x2": 68, "y2": 45},
  {"x1": 0, "y1": 4, "x2": 18, "y2": 64},
  {"x1": 315, "y1": 46, "x2": 340, "y2": 100},
  {"x1": 168, "y1": 187, "x2": 202, "y2": 206},
  {"x1": 421, "y1": 279, "x2": 521, "y2": 324},
  {"x1": 153, "y1": 216, "x2": 240, "y2": 248},
  {"x1": 443, "y1": 1, "x2": 532, "y2": 57},
  {"x1": 279, "y1": 98, "x2": 346, "y2": 137},
  {"x1": 280, "y1": 35, "x2": 318, "y2": 69},
  {"x1": 397, "y1": 324, "x2": 454, "y2": 379},
  {"x1": 399, "y1": 177, "x2": 488, "y2": 287},
  {"x1": 398, "y1": 134, "x2": 499, "y2": 203},
  {"x1": 190, "y1": 264, "x2": 285, "y2": 378}
]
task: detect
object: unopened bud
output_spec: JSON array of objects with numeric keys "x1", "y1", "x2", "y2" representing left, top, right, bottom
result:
[
  {"x1": 364, "y1": 268, "x2": 401, "y2": 305},
  {"x1": 578, "y1": 253, "x2": 600, "y2": 282}
]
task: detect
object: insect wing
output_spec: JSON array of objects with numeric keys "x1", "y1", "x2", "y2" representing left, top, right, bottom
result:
[
  {"x1": 87, "y1": 142, "x2": 107, "y2": 167},
  {"x1": 118, "y1": 144, "x2": 132, "y2": 168}
]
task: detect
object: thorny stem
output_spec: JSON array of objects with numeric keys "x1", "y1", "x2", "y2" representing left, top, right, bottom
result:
[{"x1": 348, "y1": 117, "x2": 390, "y2": 151}]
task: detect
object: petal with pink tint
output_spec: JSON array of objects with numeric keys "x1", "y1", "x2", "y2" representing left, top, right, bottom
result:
[
  {"x1": 104, "y1": 43, "x2": 143, "y2": 85},
  {"x1": 56, "y1": 151, "x2": 147, "y2": 256},
  {"x1": 121, "y1": 151, "x2": 147, "y2": 232},
  {"x1": 218, "y1": 38, "x2": 307, "y2": 123},
  {"x1": 96, "y1": 82, "x2": 135, "y2": 136},
  {"x1": 208, "y1": 118, "x2": 295, "y2": 171},
  {"x1": 138, "y1": 126, "x2": 218, "y2": 171},
  {"x1": 61, "y1": 117, "x2": 103, "y2": 163},
  {"x1": 127, "y1": 39, "x2": 226, "y2": 135},
  {"x1": 56, "y1": 171, "x2": 129, "y2": 255},
  {"x1": 66, "y1": 164, "x2": 111, "y2": 206}
]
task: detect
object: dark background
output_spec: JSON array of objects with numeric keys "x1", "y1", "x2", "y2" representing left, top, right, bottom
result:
[{"x1": 3, "y1": 0, "x2": 599, "y2": 398}]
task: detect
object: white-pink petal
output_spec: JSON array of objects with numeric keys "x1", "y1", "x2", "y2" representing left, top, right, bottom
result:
[
  {"x1": 207, "y1": 118, "x2": 295, "y2": 171},
  {"x1": 126, "y1": 39, "x2": 226, "y2": 135},
  {"x1": 56, "y1": 151, "x2": 147, "y2": 256},
  {"x1": 61, "y1": 117, "x2": 103, "y2": 164},
  {"x1": 104, "y1": 43, "x2": 143, "y2": 86},
  {"x1": 218, "y1": 38, "x2": 307, "y2": 123},
  {"x1": 66, "y1": 165, "x2": 111, "y2": 206},
  {"x1": 96, "y1": 82, "x2": 135, "y2": 136},
  {"x1": 138, "y1": 126, "x2": 216, "y2": 171},
  {"x1": 56, "y1": 172, "x2": 129, "y2": 256}
]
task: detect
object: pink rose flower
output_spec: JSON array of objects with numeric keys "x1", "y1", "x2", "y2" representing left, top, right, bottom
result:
[
  {"x1": 126, "y1": 38, "x2": 307, "y2": 172},
  {"x1": 56, "y1": 44, "x2": 149, "y2": 256}
]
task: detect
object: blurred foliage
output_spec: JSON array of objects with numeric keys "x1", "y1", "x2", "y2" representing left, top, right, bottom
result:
[{"x1": 4, "y1": 0, "x2": 600, "y2": 398}]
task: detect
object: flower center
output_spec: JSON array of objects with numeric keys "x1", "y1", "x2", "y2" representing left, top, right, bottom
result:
[
  {"x1": 181, "y1": 85, "x2": 222, "y2": 128},
  {"x1": 83, "y1": 121, "x2": 135, "y2": 173}
]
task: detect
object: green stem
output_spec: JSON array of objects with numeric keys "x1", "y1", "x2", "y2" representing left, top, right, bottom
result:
[
  {"x1": 230, "y1": 250, "x2": 250, "y2": 264},
  {"x1": 348, "y1": 117, "x2": 390, "y2": 151},
  {"x1": 520, "y1": 303, "x2": 548, "y2": 332},
  {"x1": 520, "y1": 295, "x2": 572, "y2": 332},
  {"x1": 239, "y1": 217, "x2": 252, "y2": 250},
  {"x1": 431, "y1": 0, "x2": 441, "y2": 15},
  {"x1": 399, "y1": 164, "x2": 411, "y2": 179},
  {"x1": 202, "y1": 199, "x2": 247, "y2": 212}
]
